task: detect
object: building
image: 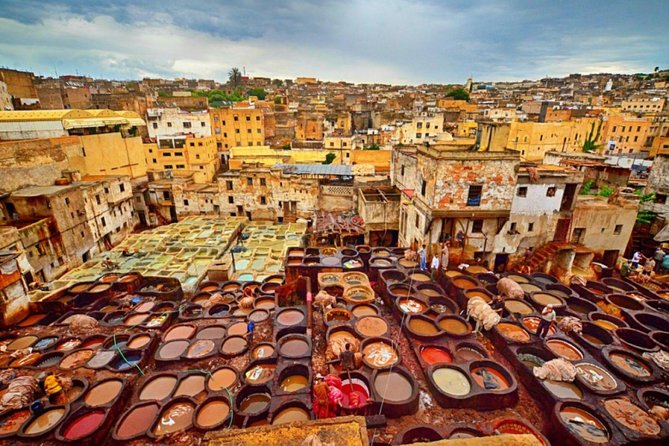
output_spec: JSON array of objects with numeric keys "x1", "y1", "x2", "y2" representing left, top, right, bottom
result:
[
  {"x1": 0, "y1": 69, "x2": 39, "y2": 109},
  {"x1": 0, "y1": 250, "x2": 30, "y2": 326},
  {"x1": 645, "y1": 152, "x2": 669, "y2": 219},
  {"x1": 0, "y1": 81, "x2": 12, "y2": 111},
  {"x1": 295, "y1": 113, "x2": 324, "y2": 141},
  {"x1": 146, "y1": 135, "x2": 220, "y2": 183},
  {"x1": 398, "y1": 113, "x2": 445, "y2": 145},
  {"x1": 622, "y1": 97, "x2": 666, "y2": 114},
  {"x1": 146, "y1": 108, "x2": 212, "y2": 139},
  {"x1": 209, "y1": 104, "x2": 265, "y2": 161},
  {"x1": 602, "y1": 114, "x2": 652, "y2": 155}
]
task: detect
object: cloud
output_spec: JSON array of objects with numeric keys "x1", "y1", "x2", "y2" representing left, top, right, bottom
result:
[{"x1": 0, "y1": 0, "x2": 666, "y2": 84}]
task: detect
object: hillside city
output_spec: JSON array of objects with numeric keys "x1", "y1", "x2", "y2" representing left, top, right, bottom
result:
[{"x1": 1, "y1": 63, "x2": 669, "y2": 445}]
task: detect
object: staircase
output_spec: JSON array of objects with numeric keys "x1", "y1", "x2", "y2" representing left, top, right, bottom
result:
[{"x1": 509, "y1": 241, "x2": 567, "y2": 272}]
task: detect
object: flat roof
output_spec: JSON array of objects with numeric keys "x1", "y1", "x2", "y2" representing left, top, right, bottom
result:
[
  {"x1": 274, "y1": 163, "x2": 353, "y2": 176},
  {"x1": 11, "y1": 184, "x2": 77, "y2": 197}
]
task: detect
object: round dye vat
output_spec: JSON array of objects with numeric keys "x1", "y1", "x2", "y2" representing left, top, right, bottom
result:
[
  {"x1": 374, "y1": 371, "x2": 412, "y2": 402},
  {"x1": 324, "y1": 308, "x2": 352, "y2": 324},
  {"x1": 35, "y1": 353, "x2": 64, "y2": 368},
  {"x1": 344, "y1": 286, "x2": 375, "y2": 303},
  {"x1": 465, "y1": 290, "x2": 492, "y2": 302},
  {"x1": 7, "y1": 335, "x2": 38, "y2": 351},
  {"x1": 544, "y1": 380, "x2": 583, "y2": 400},
  {"x1": 86, "y1": 350, "x2": 115, "y2": 369},
  {"x1": 546, "y1": 339, "x2": 583, "y2": 361},
  {"x1": 520, "y1": 283, "x2": 542, "y2": 293},
  {"x1": 582, "y1": 334, "x2": 606, "y2": 346},
  {"x1": 521, "y1": 317, "x2": 556, "y2": 336},
  {"x1": 340, "y1": 378, "x2": 369, "y2": 408},
  {"x1": 409, "y1": 272, "x2": 431, "y2": 283},
  {"x1": 362, "y1": 342, "x2": 399, "y2": 369},
  {"x1": 408, "y1": 318, "x2": 440, "y2": 337},
  {"x1": 127, "y1": 335, "x2": 151, "y2": 350},
  {"x1": 507, "y1": 274, "x2": 529, "y2": 284},
  {"x1": 221, "y1": 336, "x2": 247, "y2": 356},
  {"x1": 61, "y1": 410, "x2": 105, "y2": 441},
  {"x1": 466, "y1": 265, "x2": 488, "y2": 275},
  {"x1": 388, "y1": 284, "x2": 411, "y2": 296},
  {"x1": 239, "y1": 393, "x2": 271, "y2": 414},
  {"x1": 140, "y1": 376, "x2": 177, "y2": 401},
  {"x1": 504, "y1": 300, "x2": 534, "y2": 316},
  {"x1": 272, "y1": 406, "x2": 310, "y2": 425},
  {"x1": 251, "y1": 344, "x2": 275, "y2": 359},
  {"x1": 207, "y1": 368, "x2": 237, "y2": 391},
  {"x1": 280, "y1": 374, "x2": 309, "y2": 392},
  {"x1": 438, "y1": 317, "x2": 470, "y2": 336},
  {"x1": 22, "y1": 407, "x2": 66, "y2": 436},
  {"x1": 454, "y1": 345, "x2": 486, "y2": 362},
  {"x1": 11, "y1": 353, "x2": 41, "y2": 367},
  {"x1": 421, "y1": 347, "x2": 452, "y2": 365},
  {"x1": 355, "y1": 316, "x2": 388, "y2": 337},
  {"x1": 197, "y1": 326, "x2": 226, "y2": 340},
  {"x1": 163, "y1": 325, "x2": 195, "y2": 342},
  {"x1": 497, "y1": 323, "x2": 531, "y2": 343},
  {"x1": 185, "y1": 339, "x2": 215, "y2": 359},
  {"x1": 196, "y1": 400, "x2": 230, "y2": 429},
  {"x1": 398, "y1": 298, "x2": 427, "y2": 314},
  {"x1": 115, "y1": 402, "x2": 160, "y2": 440},
  {"x1": 603, "y1": 398, "x2": 660, "y2": 436},
  {"x1": 63, "y1": 382, "x2": 86, "y2": 403},
  {"x1": 227, "y1": 321, "x2": 248, "y2": 336},
  {"x1": 559, "y1": 406, "x2": 609, "y2": 443},
  {"x1": 17, "y1": 313, "x2": 48, "y2": 327},
  {"x1": 576, "y1": 364, "x2": 618, "y2": 392},
  {"x1": 85, "y1": 379, "x2": 123, "y2": 407},
  {"x1": 124, "y1": 313, "x2": 149, "y2": 326},
  {"x1": 609, "y1": 352, "x2": 651, "y2": 378},
  {"x1": 174, "y1": 375, "x2": 206, "y2": 397},
  {"x1": 351, "y1": 305, "x2": 378, "y2": 318},
  {"x1": 245, "y1": 364, "x2": 277, "y2": 385},
  {"x1": 89, "y1": 283, "x2": 111, "y2": 293},
  {"x1": 0, "y1": 409, "x2": 31, "y2": 436},
  {"x1": 152, "y1": 401, "x2": 195, "y2": 437},
  {"x1": 249, "y1": 309, "x2": 269, "y2": 323},
  {"x1": 593, "y1": 319, "x2": 621, "y2": 331},
  {"x1": 60, "y1": 349, "x2": 94, "y2": 370},
  {"x1": 432, "y1": 367, "x2": 471, "y2": 396},
  {"x1": 452, "y1": 277, "x2": 477, "y2": 290},
  {"x1": 254, "y1": 298, "x2": 275, "y2": 310},
  {"x1": 33, "y1": 337, "x2": 58, "y2": 351},
  {"x1": 134, "y1": 302, "x2": 155, "y2": 313},
  {"x1": 531, "y1": 292, "x2": 563, "y2": 307},
  {"x1": 80, "y1": 336, "x2": 106, "y2": 349},
  {"x1": 471, "y1": 366, "x2": 510, "y2": 391},
  {"x1": 279, "y1": 338, "x2": 310, "y2": 358},
  {"x1": 156, "y1": 340, "x2": 189, "y2": 360}
]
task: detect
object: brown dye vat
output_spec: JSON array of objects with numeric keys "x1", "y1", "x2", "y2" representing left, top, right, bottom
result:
[
  {"x1": 134, "y1": 302, "x2": 155, "y2": 313},
  {"x1": 398, "y1": 298, "x2": 427, "y2": 314},
  {"x1": 157, "y1": 340, "x2": 189, "y2": 360},
  {"x1": 432, "y1": 367, "x2": 471, "y2": 396},
  {"x1": 119, "y1": 273, "x2": 140, "y2": 283},
  {"x1": 11, "y1": 353, "x2": 41, "y2": 367},
  {"x1": 465, "y1": 290, "x2": 492, "y2": 302},
  {"x1": 115, "y1": 402, "x2": 159, "y2": 439},
  {"x1": 576, "y1": 363, "x2": 618, "y2": 391},
  {"x1": 140, "y1": 376, "x2": 177, "y2": 401},
  {"x1": 419, "y1": 288, "x2": 442, "y2": 298},
  {"x1": 471, "y1": 366, "x2": 510, "y2": 391},
  {"x1": 559, "y1": 406, "x2": 609, "y2": 443},
  {"x1": 192, "y1": 294, "x2": 210, "y2": 305},
  {"x1": 81, "y1": 336, "x2": 106, "y2": 349},
  {"x1": 324, "y1": 308, "x2": 352, "y2": 324},
  {"x1": 582, "y1": 334, "x2": 606, "y2": 346},
  {"x1": 351, "y1": 304, "x2": 378, "y2": 317},
  {"x1": 466, "y1": 265, "x2": 488, "y2": 274},
  {"x1": 127, "y1": 335, "x2": 151, "y2": 349},
  {"x1": 398, "y1": 258, "x2": 418, "y2": 269},
  {"x1": 251, "y1": 344, "x2": 275, "y2": 359},
  {"x1": 207, "y1": 368, "x2": 238, "y2": 391},
  {"x1": 287, "y1": 258, "x2": 302, "y2": 266},
  {"x1": 60, "y1": 349, "x2": 94, "y2": 369},
  {"x1": 409, "y1": 272, "x2": 431, "y2": 282},
  {"x1": 222, "y1": 282, "x2": 241, "y2": 292},
  {"x1": 197, "y1": 326, "x2": 226, "y2": 340},
  {"x1": 504, "y1": 300, "x2": 533, "y2": 315},
  {"x1": 609, "y1": 352, "x2": 651, "y2": 377},
  {"x1": 84, "y1": 379, "x2": 123, "y2": 407},
  {"x1": 254, "y1": 298, "x2": 275, "y2": 310},
  {"x1": 374, "y1": 371, "x2": 413, "y2": 402},
  {"x1": 497, "y1": 323, "x2": 530, "y2": 342},
  {"x1": 279, "y1": 375, "x2": 308, "y2": 392},
  {"x1": 389, "y1": 285, "x2": 411, "y2": 296},
  {"x1": 124, "y1": 313, "x2": 149, "y2": 326},
  {"x1": 18, "y1": 314, "x2": 48, "y2": 327},
  {"x1": 185, "y1": 339, "x2": 216, "y2": 358},
  {"x1": 408, "y1": 318, "x2": 439, "y2": 336},
  {"x1": 272, "y1": 407, "x2": 310, "y2": 425},
  {"x1": 519, "y1": 283, "x2": 541, "y2": 293},
  {"x1": 88, "y1": 284, "x2": 111, "y2": 293},
  {"x1": 174, "y1": 375, "x2": 206, "y2": 397},
  {"x1": 531, "y1": 293, "x2": 563, "y2": 307},
  {"x1": 276, "y1": 309, "x2": 304, "y2": 326},
  {"x1": 355, "y1": 316, "x2": 388, "y2": 337},
  {"x1": 544, "y1": 380, "x2": 583, "y2": 399},
  {"x1": 279, "y1": 338, "x2": 310, "y2": 357},
  {"x1": 7, "y1": 335, "x2": 38, "y2": 351},
  {"x1": 152, "y1": 401, "x2": 194, "y2": 437},
  {"x1": 521, "y1": 317, "x2": 556, "y2": 336},
  {"x1": 239, "y1": 393, "x2": 271, "y2": 413},
  {"x1": 438, "y1": 318, "x2": 470, "y2": 335},
  {"x1": 506, "y1": 274, "x2": 529, "y2": 284},
  {"x1": 455, "y1": 345, "x2": 486, "y2": 362},
  {"x1": 0, "y1": 409, "x2": 31, "y2": 436},
  {"x1": 344, "y1": 286, "x2": 374, "y2": 303},
  {"x1": 328, "y1": 330, "x2": 359, "y2": 348},
  {"x1": 371, "y1": 258, "x2": 392, "y2": 267},
  {"x1": 221, "y1": 336, "x2": 248, "y2": 356},
  {"x1": 546, "y1": 339, "x2": 583, "y2": 361},
  {"x1": 342, "y1": 272, "x2": 367, "y2": 285},
  {"x1": 196, "y1": 400, "x2": 230, "y2": 428},
  {"x1": 63, "y1": 381, "x2": 85, "y2": 404},
  {"x1": 228, "y1": 321, "x2": 249, "y2": 335},
  {"x1": 593, "y1": 319, "x2": 621, "y2": 331},
  {"x1": 603, "y1": 398, "x2": 660, "y2": 436},
  {"x1": 22, "y1": 407, "x2": 66, "y2": 436},
  {"x1": 421, "y1": 346, "x2": 453, "y2": 365},
  {"x1": 70, "y1": 283, "x2": 91, "y2": 293},
  {"x1": 244, "y1": 364, "x2": 277, "y2": 385},
  {"x1": 363, "y1": 341, "x2": 399, "y2": 368}
]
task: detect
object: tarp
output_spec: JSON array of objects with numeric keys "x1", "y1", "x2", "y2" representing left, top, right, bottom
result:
[{"x1": 654, "y1": 224, "x2": 669, "y2": 242}]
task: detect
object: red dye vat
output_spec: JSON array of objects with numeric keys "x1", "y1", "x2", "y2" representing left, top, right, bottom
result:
[
  {"x1": 63, "y1": 410, "x2": 105, "y2": 440},
  {"x1": 340, "y1": 381, "x2": 369, "y2": 409},
  {"x1": 421, "y1": 347, "x2": 453, "y2": 365}
]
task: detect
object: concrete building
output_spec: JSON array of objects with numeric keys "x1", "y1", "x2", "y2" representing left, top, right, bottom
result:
[
  {"x1": 0, "y1": 81, "x2": 12, "y2": 111},
  {"x1": 645, "y1": 152, "x2": 669, "y2": 219},
  {"x1": 602, "y1": 114, "x2": 652, "y2": 155},
  {"x1": 209, "y1": 104, "x2": 265, "y2": 161},
  {"x1": 622, "y1": 97, "x2": 666, "y2": 114},
  {"x1": 0, "y1": 69, "x2": 39, "y2": 109},
  {"x1": 146, "y1": 108, "x2": 212, "y2": 139},
  {"x1": 398, "y1": 113, "x2": 445, "y2": 145},
  {"x1": 147, "y1": 135, "x2": 220, "y2": 183},
  {"x1": 0, "y1": 250, "x2": 30, "y2": 326}
]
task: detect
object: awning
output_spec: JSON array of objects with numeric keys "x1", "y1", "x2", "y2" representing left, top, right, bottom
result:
[
  {"x1": 654, "y1": 224, "x2": 669, "y2": 242},
  {"x1": 126, "y1": 117, "x2": 146, "y2": 126},
  {"x1": 62, "y1": 118, "x2": 107, "y2": 129}
]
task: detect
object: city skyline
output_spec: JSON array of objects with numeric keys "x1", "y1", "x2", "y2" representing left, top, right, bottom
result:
[{"x1": 0, "y1": 0, "x2": 667, "y2": 84}]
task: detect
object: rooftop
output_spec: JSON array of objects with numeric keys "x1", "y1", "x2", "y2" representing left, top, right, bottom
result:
[{"x1": 274, "y1": 163, "x2": 352, "y2": 176}]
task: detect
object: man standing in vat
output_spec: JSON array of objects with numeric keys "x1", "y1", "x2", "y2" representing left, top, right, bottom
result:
[
  {"x1": 430, "y1": 252, "x2": 440, "y2": 279},
  {"x1": 246, "y1": 320, "x2": 255, "y2": 348},
  {"x1": 537, "y1": 304, "x2": 556, "y2": 338}
]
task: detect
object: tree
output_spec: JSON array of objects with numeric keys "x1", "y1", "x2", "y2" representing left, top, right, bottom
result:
[
  {"x1": 583, "y1": 118, "x2": 603, "y2": 153},
  {"x1": 228, "y1": 67, "x2": 242, "y2": 87},
  {"x1": 246, "y1": 88, "x2": 267, "y2": 100},
  {"x1": 364, "y1": 143, "x2": 380, "y2": 150},
  {"x1": 323, "y1": 153, "x2": 336, "y2": 164},
  {"x1": 272, "y1": 78, "x2": 284, "y2": 87},
  {"x1": 157, "y1": 91, "x2": 170, "y2": 98},
  {"x1": 274, "y1": 96, "x2": 282, "y2": 104},
  {"x1": 445, "y1": 87, "x2": 470, "y2": 101},
  {"x1": 634, "y1": 190, "x2": 657, "y2": 225}
]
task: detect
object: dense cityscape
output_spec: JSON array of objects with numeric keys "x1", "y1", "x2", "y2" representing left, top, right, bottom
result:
[{"x1": 1, "y1": 1, "x2": 669, "y2": 445}]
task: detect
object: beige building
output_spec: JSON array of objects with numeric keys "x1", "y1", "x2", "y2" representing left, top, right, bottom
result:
[
  {"x1": 209, "y1": 104, "x2": 265, "y2": 159},
  {"x1": 398, "y1": 113, "x2": 445, "y2": 145},
  {"x1": 147, "y1": 135, "x2": 219, "y2": 184},
  {"x1": 622, "y1": 97, "x2": 666, "y2": 114},
  {"x1": 0, "y1": 81, "x2": 12, "y2": 111},
  {"x1": 602, "y1": 114, "x2": 652, "y2": 154},
  {"x1": 146, "y1": 108, "x2": 212, "y2": 139}
]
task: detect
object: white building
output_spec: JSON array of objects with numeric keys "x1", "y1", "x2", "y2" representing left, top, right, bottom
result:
[{"x1": 146, "y1": 108, "x2": 212, "y2": 139}]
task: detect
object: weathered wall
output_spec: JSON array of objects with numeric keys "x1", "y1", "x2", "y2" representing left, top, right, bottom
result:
[{"x1": 571, "y1": 196, "x2": 637, "y2": 256}]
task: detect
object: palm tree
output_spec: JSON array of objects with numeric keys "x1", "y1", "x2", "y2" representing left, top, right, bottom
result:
[{"x1": 228, "y1": 67, "x2": 242, "y2": 87}]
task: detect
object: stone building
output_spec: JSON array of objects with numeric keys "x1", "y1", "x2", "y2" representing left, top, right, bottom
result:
[
  {"x1": 146, "y1": 135, "x2": 220, "y2": 184},
  {"x1": 0, "y1": 81, "x2": 13, "y2": 111},
  {"x1": 645, "y1": 152, "x2": 669, "y2": 219},
  {"x1": 0, "y1": 69, "x2": 39, "y2": 109}
]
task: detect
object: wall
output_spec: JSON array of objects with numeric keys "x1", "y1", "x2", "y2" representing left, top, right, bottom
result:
[
  {"x1": 70, "y1": 133, "x2": 148, "y2": 178},
  {"x1": 209, "y1": 107, "x2": 265, "y2": 151},
  {"x1": 147, "y1": 108, "x2": 212, "y2": 139}
]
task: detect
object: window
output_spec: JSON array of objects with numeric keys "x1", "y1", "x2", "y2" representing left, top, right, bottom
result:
[
  {"x1": 401, "y1": 165, "x2": 405, "y2": 176},
  {"x1": 467, "y1": 185, "x2": 482, "y2": 206},
  {"x1": 546, "y1": 187, "x2": 556, "y2": 197},
  {"x1": 165, "y1": 164, "x2": 173, "y2": 169},
  {"x1": 65, "y1": 197, "x2": 70, "y2": 205},
  {"x1": 421, "y1": 180, "x2": 426, "y2": 196},
  {"x1": 415, "y1": 214, "x2": 420, "y2": 228},
  {"x1": 330, "y1": 142, "x2": 335, "y2": 147},
  {"x1": 101, "y1": 217, "x2": 106, "y2": 227},
  {"x1": 612, "y1": 126, "x2": 617, "y2": 132},
  {"x1": 246, "y1": 116, "x2": 251, "y2": 121},
  {"x1": 152, "y1": 158, "x2": 157, "y2": 163},
  {"x1": 257, "y1": 129, "x2": 261, "y2": 133},
  {"x1": 528, "y1": 222, "x2": 534, "y2": 232},
  {"x1": 509, "y1": 222, "x2": 517, "y2": 233},
  {"x1": 256, "y1": 116, "x2": 260, "y2": 121},
  {"x1": 540, "y1": 134, "x2": 543, "y2": 141},
  {"x1": 120, "y1": 183, "x2": 125, "y2": 192},
  {"x1": 196, "y1": 154, "x2": 200, "y2": 159},
  {"x1": 416, "y1": 133, "x2": 422, "y2": 138},
  {"x1": 517, "y1": 186, "x2": 527, "y2": 197},
  {"x1": 228, "y1": 196, "x2": 234, "y2": 204},
  {"x1": 260, "y1": 178, "x2": 266, "y2": 186},
  {"x1": 247, "y1": 177, "x2": 253, "y2": 186},
  {"x1": 215, "y1": 127, "x2": 221, "y2": 134},
  {"x1": 176, "y1": 164, "x2": 185, "y2": 169},
  {"x1": 417, "y1": 122, "x2": 423, "y2": 129},
  {"x1": 152, "y1": 122, "x2": 158, "y2": 129},
  {"x1": 183, "y1": 122, "x2": 192, "y2": 128},
  {"x1": 190, "y1": 142, "x2": 195, "y2": 147},
  {"x1": 234, "y1": 115, "x2": 239, "y2": 121},
  {"x1": 167, "y1": 122, "x2": 172, "y2": 127},
  {"x1": 247, "y1": 129, "x2": 252, "y2": 133},
  {"x1": 198, "y1": 142, "x2": 203, "y2": 146},
  {"x1": 96, "y1": 195, "x2": 101, "y2": 205},
  {"x1": 235, "y1": 129, "x2": 240, "y2": 134},
  {"x1": 201, "y1": 122, "x2": 206, "y2": 127},
  {"x1": 614, "y1": 224, "x2": 623, "y2": 235},
  {"x1": 226, "y1": 181, "x2": 233, "y2": 191},
  {"x1": 163, "y1": 191, "x2": 170, "y2": 200},
  {"x1": 183, "y1": 199, "x2": 189, "y2": 206},
  {"x1": 174, "y1": 152, "x2": 183, "y2": 157},
  {"x1": 104, "y1": 187, "x2": 109, "y2": 194},
  {"x1": 472, "y1": 220, "x2": 483, "y2": 233},
  {"x1": 164, "y1": 152, "x2": 171, "y2": 156},
  {"x1": 260, "y1": 196, "x2": 267, "y2": 205}
]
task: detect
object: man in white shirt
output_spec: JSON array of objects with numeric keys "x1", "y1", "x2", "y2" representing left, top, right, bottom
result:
[
  {"x1": 537, "y1": 304, "x2": 556, "y2": 338},
  {"x1": 430, "y1": 254, "x2": 440, "y2": 279}
]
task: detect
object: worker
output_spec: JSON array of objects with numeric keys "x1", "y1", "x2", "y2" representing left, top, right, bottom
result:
[
  {"x1": 312, "y1": 377, "x2": 331, "y2": 419},
  {"x1": 537, "y1": 304, "x2": 556, "y2": 338},
  {"x1": 246, "y1": 320, "x2": 255, "y2": 346},
  {"x1": 44, "y1": 373, "x2": 65, "y2": 404},
  {"x1": 441, "y1": 241, "x2": 450, "y2": 271},
  {"x1": 418, "y1": 244, "x2": 427, "y2": 271},
  {"x1": 339, "y1": 343, "x2": 356, "y2": 371},
  {"x1": 663, "y1": 252, "x2": 669, "y2": 274},
  {"x1": 430, "y1": 253, "x2": 440, "y2": 279},
  {"x1": 631, "y1": 251, "x2": 643, "y2": 269},
  {"x1": 654, "y1": 246, "x2": 666, "y2": 272}
]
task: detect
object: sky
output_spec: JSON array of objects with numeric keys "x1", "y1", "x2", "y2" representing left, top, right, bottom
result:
[{"x1": 0, "y1": 0, "x2": 667, "y2": 85}]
